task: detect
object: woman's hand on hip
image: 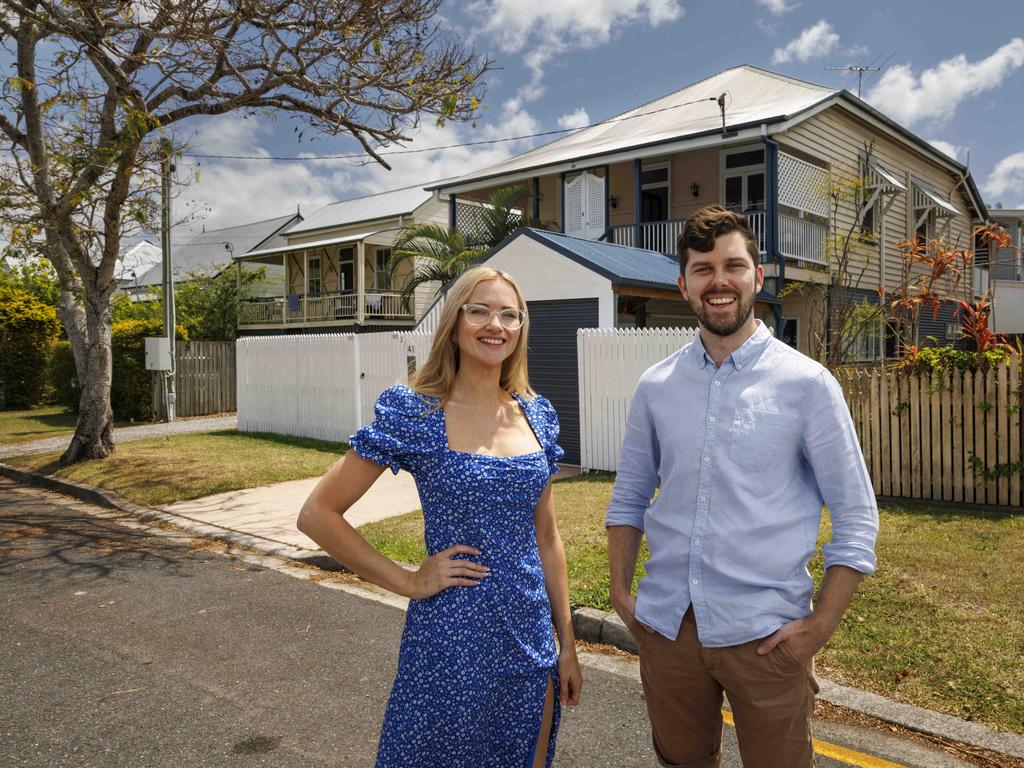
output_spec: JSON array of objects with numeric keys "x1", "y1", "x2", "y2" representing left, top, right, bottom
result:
[{"x1": 403, "y1": 545, "x2": 489, "y2": 599}]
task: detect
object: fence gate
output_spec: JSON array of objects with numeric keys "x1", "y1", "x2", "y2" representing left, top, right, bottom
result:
[{"x1": 153, "y1": 340, "x2": 235, "y2": 418}]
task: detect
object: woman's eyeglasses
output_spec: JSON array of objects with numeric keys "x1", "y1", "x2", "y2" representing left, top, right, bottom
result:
[{"x1": 460, "y1": 303, "x2": 526, "y2": 331}]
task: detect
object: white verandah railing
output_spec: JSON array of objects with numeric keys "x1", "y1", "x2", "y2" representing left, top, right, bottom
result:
[
  {"x1": 608, "y1": 211, "x2": 826, "y2": 265},
  {"x1": 239, "y1": 290, "x2": 410, "y2": 326}
]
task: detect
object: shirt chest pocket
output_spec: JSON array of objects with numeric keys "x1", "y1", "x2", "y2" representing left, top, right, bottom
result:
[{"x1": 729, "y1": 408, "x2": 793, "y2": 471}]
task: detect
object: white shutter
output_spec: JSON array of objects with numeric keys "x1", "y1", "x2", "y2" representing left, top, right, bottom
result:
[
  {"x1": 585, "y1": 172, "x2": 606, "y2": 240},
  {"x1": 564, "y1": 174, "x2": 585, "y2": 237}
]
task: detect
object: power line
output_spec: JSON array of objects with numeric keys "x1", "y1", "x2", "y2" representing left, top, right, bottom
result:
[{"x1": 179, "y1": 96, "x2": 722, "y2": 163}]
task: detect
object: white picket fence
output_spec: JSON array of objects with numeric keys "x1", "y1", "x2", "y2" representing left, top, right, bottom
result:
[
  {"x1": 236, "y1": 331, "x2": 434, "y2": 442},
  {"x1": 578, "y1": 327, "x2": 698, "y2": 471}
]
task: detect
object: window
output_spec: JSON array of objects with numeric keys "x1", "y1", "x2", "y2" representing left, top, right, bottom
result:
[
  {"x1": 781, "y1": 317, "x2": 799, "y2": 349},
  {"x1": 640, "y1": 162, "x2": 669, "y2": 223},
  {"x1": 307, "y1": 256, "x2": 322, "y2": 296},
  {"x1": 373, "y1": 248, "x2": 391, "y2": 289},
  {"x1": 339, "y1": 247, "x2": 354, "y2": 291},
  {"x1": 722, "y1": 147, "x2": 765, "y2": 212}
]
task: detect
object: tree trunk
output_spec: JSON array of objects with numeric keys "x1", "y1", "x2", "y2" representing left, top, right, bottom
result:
[{"x1": 60, "y1": 293, "x2": 114, "y2": 464}]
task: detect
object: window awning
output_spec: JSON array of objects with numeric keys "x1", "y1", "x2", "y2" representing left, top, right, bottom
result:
[
  {"x1": 242, "y1": 230, "x2": 383, "y2": 258},
  {"x1": 913, "y1": 180, "x2": 961, "y2": 217},
  {"x1": 867, "y1": 160, "x2": 906, "y2": 191}
]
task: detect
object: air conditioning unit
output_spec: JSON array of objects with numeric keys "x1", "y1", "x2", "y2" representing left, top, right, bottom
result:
[{"x1": 945, "y1": 322, "x2": 961, "y2": 341}]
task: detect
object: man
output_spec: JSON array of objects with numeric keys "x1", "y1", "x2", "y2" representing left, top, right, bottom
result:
[{"x1": 606, "y1": 205, "x2": 878, "y2": 768}]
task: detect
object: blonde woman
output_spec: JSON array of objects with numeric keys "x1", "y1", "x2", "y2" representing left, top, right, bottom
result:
[{"x1": 298, "y1": 266, "x2": 582, "y2": 768}]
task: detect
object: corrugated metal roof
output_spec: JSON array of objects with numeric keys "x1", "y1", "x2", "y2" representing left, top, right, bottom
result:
[
  {"x1": 287, "y1": 185, "x2": 432, "y2": 235},
  {"x1": 434, "y1": 66, "x2": 835, "y2": 189},
  {"x1": 244, "y1": 230, "x2": 383, "y2": 258},
  {"x1": 136, "y1": 213, "x2": 299, "y2": 286},
  {"x1": 513, "y1": 229, "x2": 680, "y2": 289}
]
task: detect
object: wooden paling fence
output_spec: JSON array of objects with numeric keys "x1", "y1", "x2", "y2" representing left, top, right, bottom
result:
[
  {"x1": 835, "y1": 357, "x2": 1023, "y2": 507},
  {"x1": 152, "y1": 340, "x2": 236, "y2": 418}
]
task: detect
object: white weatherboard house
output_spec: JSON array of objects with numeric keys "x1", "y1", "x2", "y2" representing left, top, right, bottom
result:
[
  {"x1": 235, "y1": 185, "x2": 452, "y2": 334},
  {"x1": 431, "y1": 64, "x2": 990, "y2": 360}
]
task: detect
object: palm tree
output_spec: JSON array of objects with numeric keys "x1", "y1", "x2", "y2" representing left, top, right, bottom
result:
[
  {"x1": 388, "y1": 185, "x2": 544, "y2": 312},
  {"x1": 388, "y1": 224, "x2": 486, "y2": 312}
]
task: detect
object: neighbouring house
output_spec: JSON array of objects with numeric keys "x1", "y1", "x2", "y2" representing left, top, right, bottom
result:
[
  {"x1": 128, "y1": 213, "x2": 301, "y2": 302},
  {"x1": 115, "y1": 240, "x2": 162, "y2": 297},
  {"x1": 981, "y1": 208, "x2": 1024, "y2": 337},
  {"x1": 234, "y1": 185, "x2": 457, "y2": 335},
  {"x1": 429, "y1": 64, "x2": 989, "y2": 361}
]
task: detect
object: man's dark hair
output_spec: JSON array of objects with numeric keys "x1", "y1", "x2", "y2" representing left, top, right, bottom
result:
[{"x1": 676, "y1": 205, "x2": 759, "y2": 273}]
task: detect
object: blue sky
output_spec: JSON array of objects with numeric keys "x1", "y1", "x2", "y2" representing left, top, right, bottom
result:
[{"x1": 157, "y1": 2, "x2": 1024, "y2": 232}]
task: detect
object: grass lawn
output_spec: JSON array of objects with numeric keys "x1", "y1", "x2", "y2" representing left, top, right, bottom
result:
[
  {"x1": 0, "y1": 405, "x2": 79, "y2": 445},
  {"x1": 5, "y1": 429, "x2": 346, "y2": 506},
  {"x1": 360, "y1": 474, "x2": 1024, "y2": 735}
]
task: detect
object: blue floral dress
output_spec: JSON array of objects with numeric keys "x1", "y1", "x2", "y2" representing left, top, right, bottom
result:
[{"x1": 349, "y1": 384, "x2": 566, "y2": 768}]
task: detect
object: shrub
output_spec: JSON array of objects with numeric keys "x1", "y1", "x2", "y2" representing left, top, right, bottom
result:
[
  {"x1": 0, "y1": 286, "x2": 60, "y2": 408},
  {"x1": 49, "y1": 340, "x2": 78, "y2": 410},
  {"x1": 901, "y1": 345, "x2": 1012, "y2": 374},
  {"x1": 111, "y1": 319, "x2": 187, "y2": 421}
]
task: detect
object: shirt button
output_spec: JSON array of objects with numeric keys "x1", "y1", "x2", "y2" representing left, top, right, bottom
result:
[
  {"x1": 736, "y1": 363, "x2": 743, "y2": 370},
  {"x1": 713, "y1": 380, "x2": 722, "y2": 386},
  {"x1": 692, "y1": 578, "x2": 699, "y2": 585},
  {"x1": 708, "y1": 415, "x2": 716, "y2": 423},
  {"x1": 702, "y1": 456, "x2": 710, "y2": 464},
  {"x1": 699, "y1": 496, "x2": 707, "y2": 502},
  {"x1": 693, "y1": 538, "x2": 702, "y2": 546}
]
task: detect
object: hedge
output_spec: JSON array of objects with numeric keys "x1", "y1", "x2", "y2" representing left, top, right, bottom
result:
[
  {"x1": 0, "y1": 286, "x2": 60, "y2": 409},
  {"x1": 111, "y1": 319, "x2": 187, "y2": 421}
]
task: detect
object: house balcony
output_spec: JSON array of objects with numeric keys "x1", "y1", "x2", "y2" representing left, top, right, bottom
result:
[
  {"x1": 608, "y1": 209, "x2": 827, "y2": 266},
  {"x1": 237, "y1": 289, "x2": 412, "y2": 329}
]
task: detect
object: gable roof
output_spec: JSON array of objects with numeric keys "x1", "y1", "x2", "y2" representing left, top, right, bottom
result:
[
  {"x1": 430, "y1": 64, "x2": 987, "y2": 220},
  {"x1": 431, "y1": 66, "x2": 835, "y2": 191},
  {"x1": 490, "y1": 228, "x2": 681, "y2": 291},
  {"x1": 286, "y1": 185, "x2": 433, "y2": 236},
  {"x1": 136, "y1": 213, "x2": 299, "y2": 287}
]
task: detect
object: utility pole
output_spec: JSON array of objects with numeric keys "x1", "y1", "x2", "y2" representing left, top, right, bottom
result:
[
  {"x1": 825, "y1": 65, "x2": 880, "y2": 98},
  {"x1": 160, "y1": 139, "x2": 176, "y2": 422}
]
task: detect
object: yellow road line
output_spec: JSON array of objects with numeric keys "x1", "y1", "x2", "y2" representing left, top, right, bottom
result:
[{"x1": 721, "y1": 710, "x2": 906, "y2": 768}]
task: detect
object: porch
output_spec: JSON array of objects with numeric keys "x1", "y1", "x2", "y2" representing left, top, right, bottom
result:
[
  {"x1": 449, "y1": 143, "x2": 830, "y2": 268},
  {"x1": 235, "y1": 230, "x2": 415, "y2": 331},
  {"x1": 238, "y1": 289, "x2": 409, "y2": 328},
  {"x1": 607, "y1": 209, "x2": 828, "y2": 266}
]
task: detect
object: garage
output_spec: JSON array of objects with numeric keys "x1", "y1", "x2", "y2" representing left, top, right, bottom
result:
[{"x1": 525, "y1": 299, "x2": 600, "y2": 466}]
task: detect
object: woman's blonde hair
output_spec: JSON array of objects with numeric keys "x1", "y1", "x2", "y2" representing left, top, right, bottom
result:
[{"x1": 410, "y1": 266, "x2": 535, "y2": 401}]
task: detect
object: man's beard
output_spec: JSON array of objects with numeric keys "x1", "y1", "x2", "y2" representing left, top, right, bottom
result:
[{"x1": 693, "y1": 289, "x2": 756, "y2": 337}]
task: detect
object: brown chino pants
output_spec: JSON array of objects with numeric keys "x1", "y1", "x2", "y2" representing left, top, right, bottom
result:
[{"x1": 638, "y1": 608, "x2": 819, "y2": 768}]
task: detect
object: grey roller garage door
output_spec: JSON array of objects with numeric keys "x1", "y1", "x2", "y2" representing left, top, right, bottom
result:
[{"x1": 525, "y1": 298, "x2": 600, "y2": 466}]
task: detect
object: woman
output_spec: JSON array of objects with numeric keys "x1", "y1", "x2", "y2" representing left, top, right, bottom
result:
[{"x1": 297, "y1": 266, "x2": 582, "y2": 768}]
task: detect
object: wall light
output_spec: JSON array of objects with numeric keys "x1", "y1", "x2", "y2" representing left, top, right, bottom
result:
[
  {"x1": 690, "y1": 182, "x2": 700, "y2": 198},
  {"x1": 609, "y1": 195, "x2": 618, "y2": 209}
]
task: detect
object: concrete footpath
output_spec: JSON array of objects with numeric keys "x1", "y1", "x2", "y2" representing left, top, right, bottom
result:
[{"x1": 1, "y1": 452, "x2": 1022, "y2": 765}]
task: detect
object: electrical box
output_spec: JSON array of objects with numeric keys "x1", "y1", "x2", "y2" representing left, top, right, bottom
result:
[{"x1": 145, "y1": 337, "x2": 172, "y2": 371}]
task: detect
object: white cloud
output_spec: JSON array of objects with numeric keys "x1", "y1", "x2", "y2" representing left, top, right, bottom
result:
[
  {"x1": 772, "y1": 20, "x2": 839, "y2": 64},
  {"x1": 756, "y1": 0, "x2": 799, "y2": 15},
  {"x1": 865, "y1": 38, "x2": 1024, "y2": 128},
  {"x1": 469, "y1": 0, "x2": 684, "y2": 104},
  {"x1": 984, "y1": 150, "x2": 1024, "y2": 207},
  {"x1": 174, "y1": 103, "x2": 544, "y2": 235},
  {"x1": 926, "y1": 139, "x2": 966, "y2": 162},
  {"x1": 557, "y1": 108, "x2": 591, "y2": 130}
]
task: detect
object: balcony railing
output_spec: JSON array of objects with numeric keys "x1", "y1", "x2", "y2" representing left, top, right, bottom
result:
[
  {"x1": 609, "y1": 219, "x2": 687, "y2": 255},
  {"x1": 607, "y1": 209, "x2": 827, "y2": 267},
  {"x1": 238, "y1": 289, "x2": 411, "y2": 326}
]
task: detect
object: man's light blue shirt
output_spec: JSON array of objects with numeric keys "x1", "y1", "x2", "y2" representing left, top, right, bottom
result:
[{"x1": 605, "y1": 322, "x2": 878, "y2": 647}]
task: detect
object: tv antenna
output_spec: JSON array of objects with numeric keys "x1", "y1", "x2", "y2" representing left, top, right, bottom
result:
[{"x1": 825, "y1": 65, "x2": 881, "y2": 98}]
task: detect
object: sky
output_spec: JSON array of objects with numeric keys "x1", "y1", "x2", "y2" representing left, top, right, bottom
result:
[{"x1": 103, "y1": 1, "x2": 1024, "y2": 235}]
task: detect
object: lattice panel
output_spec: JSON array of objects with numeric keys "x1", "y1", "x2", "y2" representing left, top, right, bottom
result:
[{"x1": 778, "y1": 152, "x2": 829, "y2": 217}]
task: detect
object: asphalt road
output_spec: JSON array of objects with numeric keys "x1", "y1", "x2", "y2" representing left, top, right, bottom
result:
[{"x1": 0, "y1": 481, "x2": 968, "y2": 768}]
